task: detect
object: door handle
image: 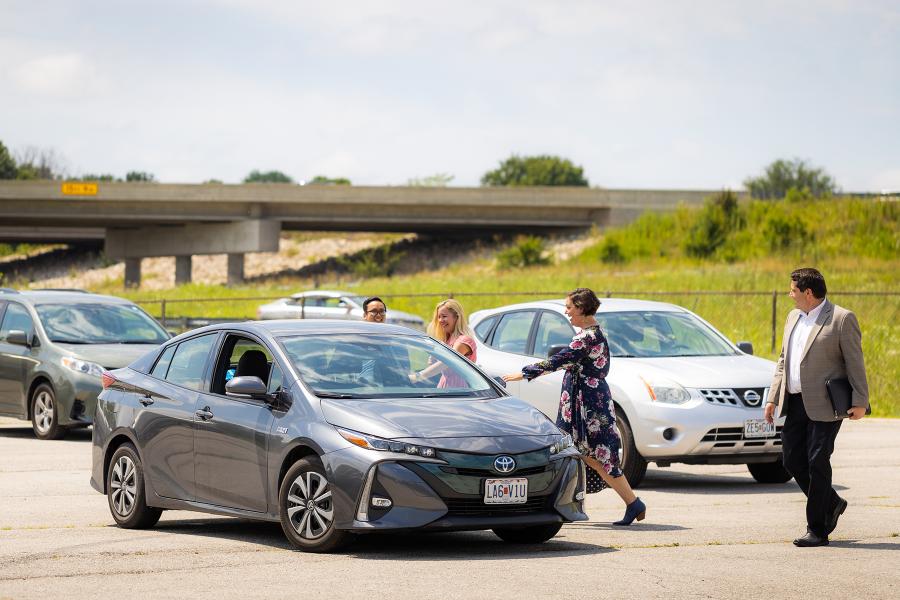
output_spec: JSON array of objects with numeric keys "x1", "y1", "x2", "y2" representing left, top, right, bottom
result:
[
  {"x1": 195, "y1": 407, "x2": 214, "y2": 421},
  {"x1": 139, "y1": 395, "x2": 155, "y2": 406}
]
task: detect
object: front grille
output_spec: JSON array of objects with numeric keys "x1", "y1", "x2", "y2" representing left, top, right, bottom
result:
[
  {"x1": 701, "y1": 426, "x2": 783, "y2": 447},
  {"x1": 700, "y1": 388, "x2": 767, "y2": 408},
  {"x1": 444, "y1": 495, "x2": 549, "y2": 516},
  {"x1": 442, "y1": 465, "x2": 548, "y2": 477}
]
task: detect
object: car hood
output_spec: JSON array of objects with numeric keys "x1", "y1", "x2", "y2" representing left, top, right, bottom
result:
[
  {"x1": 321, "y1": 395, "x2": 559, "y2": 443},
  {"x1": 616, "y1": 354, "x2": 776, "y2": 388},
  {"x1": 55, "y1": 343, "x2": 161, "y2": 369}
]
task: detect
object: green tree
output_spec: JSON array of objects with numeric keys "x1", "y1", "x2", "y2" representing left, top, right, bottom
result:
[
  {"x1": 125, "y1": 171, "x2": 156, "y2": 182},
  {"x1": 407, "y1": 173, "x2": 454, "y2": 187},
  {"x1": 307, "y1": 175, "x2": 351, "y2": 185},
  {"x1": 744, "y1": 158, "x2": 837, "y2": 199},
  {"x1": 684, "y1": 190, "x2": 745, "y2": 258},
  {"x1": 244, "y1": 169, "x2": 293, "y2": 183},
  {"x1": 481, "y1": 155, "x2": 588, "y2": 187},
  {"x1": 78, "y1": 173, "x2": 120, "y2": 182},
  {"x1": 0, "y1": 141, "x2": 17, "y2": 179}
]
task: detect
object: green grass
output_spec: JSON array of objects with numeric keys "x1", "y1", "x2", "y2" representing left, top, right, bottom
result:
[{"x1": 80, "y1": 197, "x2": 898, "y2": 417}]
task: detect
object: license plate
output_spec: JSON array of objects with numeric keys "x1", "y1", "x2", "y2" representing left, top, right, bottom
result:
[
  {"x1": 744, "y1": 419, "x2": 775, "y2": 438},
  {"x1": 484, "y1": 478, "x2": 528, "y2": 504}
]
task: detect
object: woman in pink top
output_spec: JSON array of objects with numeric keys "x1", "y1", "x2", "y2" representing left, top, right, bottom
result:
[{"x1": 410, "y1": 299, "x2": 477, "y2": 388}]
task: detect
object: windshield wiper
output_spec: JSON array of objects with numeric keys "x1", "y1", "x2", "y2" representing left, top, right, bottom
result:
[
  {"x1": 315, "y1": 391, "x2": 364, "y2": 399},
  {"x1": 419, "y1": 392, "x2": 478, "y2": 398},
  {"x1": 51, "y1": 339, "x2": 91, "y2": 344}
]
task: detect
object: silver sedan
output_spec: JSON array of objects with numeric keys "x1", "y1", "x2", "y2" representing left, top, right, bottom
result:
[{"x1": 256, "y1": 290, "x2": 424, "y2": 329}]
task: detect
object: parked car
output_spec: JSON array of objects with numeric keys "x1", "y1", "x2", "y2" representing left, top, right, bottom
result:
[
  {"x1": 469, "y1": 298, "x2": 790, "y2": 487},
  {"x1": 91, "y1": 319, "x2": 587, "y2": 552},
  {"x1": 0, "y1": 289, "x2": 170, "y2": 439},
  {"x1": 257, "y1": 290, "x2": 425, "y2": 329}
]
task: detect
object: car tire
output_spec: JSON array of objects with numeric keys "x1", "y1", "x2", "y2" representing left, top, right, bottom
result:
[
  {"x1": 492, "y1": 523, "x2": 563, "y2": 544},
  {"x1": 107, "y1": 443, "x2": 162, "y2": 529},
  {"x1": 616, "y1": 410, "x2": 647, "y2": 489},
  {"x1": 279, "y1": 457, "x2": 354, "y2": 553},
  {"x1": 747, "y1": 459, "x2": 793, "y2": 484},
  {"x1": 31, "y1": 383, "x2": 66, "y2": 440}
]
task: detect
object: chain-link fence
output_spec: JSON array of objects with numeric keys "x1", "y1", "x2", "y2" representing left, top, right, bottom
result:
[{"x1": 135, "y1": 290, "x2": 900, "y2": 417}]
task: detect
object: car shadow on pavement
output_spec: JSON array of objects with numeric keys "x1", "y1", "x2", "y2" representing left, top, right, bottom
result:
[
  {"x1": 563, "y1": 522, "x2": 689, "y2": 532},
  {"x1": 350, "y1": 530, "x2": 616, "y2": 560},
  {"x1": 0, "y1": 426, "x2": 92, "y2": 440},
  {"x1": 640, "y1": 469, "x2": 847, "y2": 495},
  {"x1": 145, "y1": 518, "x2": 616, "y2": 558}
]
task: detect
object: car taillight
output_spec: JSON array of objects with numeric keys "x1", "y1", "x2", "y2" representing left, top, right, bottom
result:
[{"x1": 101, "y1": 371, "x2": 116, "y2": 390}]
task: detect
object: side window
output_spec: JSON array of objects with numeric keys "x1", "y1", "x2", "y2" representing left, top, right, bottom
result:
[
  {"x1": 491, "y1": 311, "x2": 536, "y2": 355},
  {"x1": 215, "y1": 335, "x2": 272, "y2": 394},
  {"x1": 164, "y1": 334, "x2": 217, "y2": 391},
  {"x1": 473, "y1": 316, "x2": 498, "y2": 342},
  {"x1": 151, "y1": 345, "x2": 177, "y2": 379},
  {"x1": 533, "y1": 311, "x2": 575, "y2": 358},
  {"x1": 268, "y1": 363, "x2": 284, "y2": 394},
  {"x1": 0, "y1": 303, "x2": 34, "y2": 342}
]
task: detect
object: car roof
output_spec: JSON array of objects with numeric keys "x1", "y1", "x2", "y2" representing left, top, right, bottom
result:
[
  {"x1": 170, "y1": 319, "x2": 426, "y2": 342},
  {"x1": 471, "y1": 297, "x2": 690, "y2": 318},
  {"x1": 289, "y1": 290, "x2": 356, "y2": 299},
  {"x1": 0, "y1": 289, "x2": 137, "y2": 306}
]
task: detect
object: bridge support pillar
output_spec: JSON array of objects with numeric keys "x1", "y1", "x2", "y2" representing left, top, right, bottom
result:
[
  {"x1": 174, "y1": 256, "x2": 192, "y2": 285},
  {"x1": 227, "y1": 253, "x2": 244, "y2": 286},
  {"x1": 124, "y1": 258, "x2": 141, "y2": 288}
]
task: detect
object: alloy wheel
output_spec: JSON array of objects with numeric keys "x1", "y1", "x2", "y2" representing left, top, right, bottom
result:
[
  {"x1": 33, "y1": 391, "x2": 54, "y2": 435},
  {"x1": 110, "y1": 455, "x2": 137, "y2": 517},
  {"x1": 286, "y1": 471, "x2": 334, "y2": 540}
]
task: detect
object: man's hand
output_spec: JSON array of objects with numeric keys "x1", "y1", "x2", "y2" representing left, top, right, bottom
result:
[
  {"x1": 764, "y1": 402, "x2": 776, "y2": 424},
  {"x1": 847, "y1": 406, "x2": 867, "y2": 420}
]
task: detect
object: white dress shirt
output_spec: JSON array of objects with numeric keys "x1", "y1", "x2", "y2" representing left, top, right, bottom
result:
[{"x1": 786, "y1": 299, "x2": 826, "y2": 394}]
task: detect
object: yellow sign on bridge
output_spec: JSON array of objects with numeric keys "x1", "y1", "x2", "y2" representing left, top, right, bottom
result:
[{"x1": 61, "y1": 182, "x2": 98, "y2": 196}]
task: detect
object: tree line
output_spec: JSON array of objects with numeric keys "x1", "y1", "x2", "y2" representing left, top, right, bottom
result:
[{"x1": 0, "y1": 138, "x2": 839, "y2": 199}]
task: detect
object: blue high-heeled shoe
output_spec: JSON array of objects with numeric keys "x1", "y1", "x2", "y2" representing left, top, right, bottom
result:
[{"x1": 613, "y1": 497, "x2": 646, "y2": 526}]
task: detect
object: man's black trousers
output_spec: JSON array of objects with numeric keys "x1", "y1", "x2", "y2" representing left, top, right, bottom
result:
[{"x1": 781, "y1": 393, "x2": 843, "y2": 537}]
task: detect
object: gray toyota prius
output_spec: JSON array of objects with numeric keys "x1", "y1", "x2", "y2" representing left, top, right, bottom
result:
[{"x1": 91, "y1": 320, "x2": 587, "y2": 552}]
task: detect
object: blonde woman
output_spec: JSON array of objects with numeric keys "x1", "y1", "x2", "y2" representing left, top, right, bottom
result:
[{"x1": 410, "y1": 299, "x2": 477, "y2": 388}]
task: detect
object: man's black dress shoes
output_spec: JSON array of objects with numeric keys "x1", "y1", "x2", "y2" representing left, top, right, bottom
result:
[
  {"x1": 793, "y1": 531, "x2": 829, "y2": 547},
  {"x1": 827, "y1": 497, "x2": 848, "y2": 535}
]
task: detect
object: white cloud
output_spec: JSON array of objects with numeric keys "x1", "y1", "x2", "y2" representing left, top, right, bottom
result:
[{"x1": 8, "y1": 53, "x2": 109, "y2": 98}]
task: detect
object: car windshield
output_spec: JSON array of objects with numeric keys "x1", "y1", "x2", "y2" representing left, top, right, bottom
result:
[
  {"x1": 280, "y1": 333, "x2": 498, "y2": 399},
  {"x1": 596, "y1": 311, "x2": 738, "y2": 358},
  {"x1": 36, "y1": 303, "x2": 169, "y2": 344}
]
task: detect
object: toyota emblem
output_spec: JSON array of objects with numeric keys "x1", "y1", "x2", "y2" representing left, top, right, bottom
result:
[
  {"x1": 493, "y1": 455, "x2": 516, "y2": 473},
  {"x1": 743, "y1": 390, "x2": 761, "y2": 407}
]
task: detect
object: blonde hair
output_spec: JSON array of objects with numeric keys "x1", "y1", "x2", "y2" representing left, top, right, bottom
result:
[{"x1": 427, "y1": 299, "x2": 474, "y2": 343}]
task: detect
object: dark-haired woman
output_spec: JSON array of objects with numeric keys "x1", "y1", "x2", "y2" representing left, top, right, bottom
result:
[{"x1": 503, "y1": 287, "x2": 646, "y2": 525}]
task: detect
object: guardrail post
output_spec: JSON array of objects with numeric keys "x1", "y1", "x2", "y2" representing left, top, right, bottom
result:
[
  {"x1": 160, "y1": 299, "x2": 167, "y2": 327},
  {"x1": 771, "y1": 290, "x2": 778, "y2": 352}
]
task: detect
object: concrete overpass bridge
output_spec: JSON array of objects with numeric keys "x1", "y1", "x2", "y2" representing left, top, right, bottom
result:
[{"x1": 0, "y1": 181, "x2": 717, "y2": 286}]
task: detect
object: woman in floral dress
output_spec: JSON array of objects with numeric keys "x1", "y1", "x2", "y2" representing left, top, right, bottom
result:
[{"x1": 504, "y1": 288, "x2": 646, "y2": 525}]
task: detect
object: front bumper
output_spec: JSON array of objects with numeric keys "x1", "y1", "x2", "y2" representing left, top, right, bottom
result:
[
  {"x1": 332, "y1": 447, "x2": 587, "y2": 533},
  {"x1": 54, "y1": 372, "x2": 103, "y2": 426},
  {"x1": 632, "y1": 395, "x2": 786, "y2": 464}
]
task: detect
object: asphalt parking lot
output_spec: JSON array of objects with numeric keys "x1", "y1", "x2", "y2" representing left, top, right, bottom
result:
[{"x1": 1, "y1": 417, "x2": 898, "y2": 600}]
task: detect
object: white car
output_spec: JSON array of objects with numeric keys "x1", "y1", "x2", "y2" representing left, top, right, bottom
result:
[
  {"x1": 256, "y1": 290, "x2": 425, "y2": 329},
  {"x1": 470, "y1": 298, "x2": 790, "y2": 487}
]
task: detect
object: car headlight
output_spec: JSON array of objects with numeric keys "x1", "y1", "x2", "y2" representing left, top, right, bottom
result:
[
  {"x1": 61, "y1": 356, "x2": 105, "y2": 378},
  {"x1": 549, "y1": 433, "x2": 574, "y2": 455},
  {"x1": 640, "y1": 376, "x2": 691, "y2": 404},
  {"x1": 337, "y1": 428, "x2": 436, "y2": 458}
]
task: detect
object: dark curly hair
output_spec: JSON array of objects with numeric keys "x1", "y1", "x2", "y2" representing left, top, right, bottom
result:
[
  {"x1": 791, "y1": 268, "x2": 827, "y2": 299},
  {"x1": 567, "y1": 287, "x2": 601, "y2": 316}
]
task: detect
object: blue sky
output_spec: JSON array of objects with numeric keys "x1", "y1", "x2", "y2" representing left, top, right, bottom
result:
[{"x1": 1, "y1": 0, "x2": 898, "y2": 190}]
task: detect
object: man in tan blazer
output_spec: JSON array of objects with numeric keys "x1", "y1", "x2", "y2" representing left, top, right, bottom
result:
[{"x1": 765, "y1": 268, "x2": 869, "y2": 547}]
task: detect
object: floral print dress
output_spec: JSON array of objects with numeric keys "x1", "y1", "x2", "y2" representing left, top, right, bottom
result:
[{"x1": 522, "y1": 325, "x2": 623, "y2": 493}]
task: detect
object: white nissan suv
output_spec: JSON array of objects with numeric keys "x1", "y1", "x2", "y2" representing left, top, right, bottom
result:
[{"x1": 470, "y1": 298, "x2": 790, "y2": 487}]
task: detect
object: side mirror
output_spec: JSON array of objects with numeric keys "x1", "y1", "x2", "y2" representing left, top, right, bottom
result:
[
  {"x1": 226, "y1": 376, "x2": 269, "y2": 399},
  {"x1": 7, "y1": 330, "x2": 30, "y2": 347},
  {"x1": 737, "y1": 341, "x2": 754, "y2": 355},
  {"x1": 493, "y1": 376, "x2": 507, "y2": 389},
  {"x1": 547, "y1": 344, "x2": 568, "y2": 358},
  {"x1": 167, "y1": 330, "x2": 178, "y2": 338}
]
